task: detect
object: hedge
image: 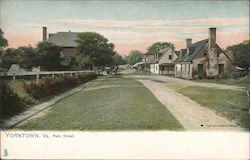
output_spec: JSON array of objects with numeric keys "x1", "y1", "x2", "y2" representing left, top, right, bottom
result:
[
  {"x1": 23, "y1": 74, "x2": 97, "y2": 100},
  {"x1": 0, "y1": 81, "x2": 24, "y2": 118}
]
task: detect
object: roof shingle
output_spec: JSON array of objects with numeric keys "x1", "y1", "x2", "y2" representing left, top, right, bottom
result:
[
  {"x1": 175, "y1": 39, "x2": 208, "y2": 63},
  {"x1": 47, "y1": 32, "x2": 80, "y2": 47}
]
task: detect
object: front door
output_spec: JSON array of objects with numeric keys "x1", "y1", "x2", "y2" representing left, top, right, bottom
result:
[
  {"x1": 198, "y1": 64, "x2": 204, "y2": 75},
  {"x1": 219, "y1": 64, "x2": 224, "y2": 74}
]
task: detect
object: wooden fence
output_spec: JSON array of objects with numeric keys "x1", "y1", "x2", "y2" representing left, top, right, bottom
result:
[{"x1": 0, "y1": 70, "x2": 95, "y2": 85}]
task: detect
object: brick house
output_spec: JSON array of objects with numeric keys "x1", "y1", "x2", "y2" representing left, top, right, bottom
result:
[
  {"x1": 174, "y1": 28, "x2": 235, "y2": 79},
  {"x1": 42, "y1": 27, "x2": 78, "y2": 66}
]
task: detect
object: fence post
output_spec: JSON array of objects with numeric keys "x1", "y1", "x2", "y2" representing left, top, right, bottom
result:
[
  {"x1": 36, "y1": 73, "x2": 39, "y2": 85},
  {"x1": 70, "y1": 72, "x2": 72, "y2": 77},
  {"x1": 52, "y1": 74, "x2": 55, "y2": 79}
]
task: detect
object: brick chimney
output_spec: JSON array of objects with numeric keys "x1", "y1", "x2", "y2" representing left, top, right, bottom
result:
[
  {"x1": 42, "y1": 27, "x2": 47, "y2": 41},
  {"x1": 186, "y1": 38, "x2": 192, "y2": 53},
  {"x1": 209, "y1": 28, "x2": 216, "y2": 49},
  {"x1": 186, "y1": 39, "x2": 192, "y2": 48},
  {"x1": 207, "y1": 27, "x2": 218, "y2": 77}
]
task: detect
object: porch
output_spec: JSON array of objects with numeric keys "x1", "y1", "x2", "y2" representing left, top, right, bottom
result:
[{"x1": 159, "y1": 64, "x2": 175, "y2": 75}]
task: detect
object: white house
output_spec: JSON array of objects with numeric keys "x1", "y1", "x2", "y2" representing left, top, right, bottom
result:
[{"x1": 147, "y1": 45, "x2": 178, "y2": 75}]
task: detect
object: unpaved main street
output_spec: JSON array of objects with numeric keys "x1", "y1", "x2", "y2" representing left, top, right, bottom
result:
[
  {"x1": 139, "y1": 79, "x2": 243, "y2": 131},
  {"x1": 120, "y1": 69, "x2": 245, "y2": 131}
]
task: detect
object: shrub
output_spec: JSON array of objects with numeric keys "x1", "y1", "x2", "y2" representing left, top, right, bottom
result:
[
  {"x1": 0, "y1": 81, "x2": 24, "y2": 118},
  {"x1": 23, "y1": 73, "x2": 97, "y2": 100}
]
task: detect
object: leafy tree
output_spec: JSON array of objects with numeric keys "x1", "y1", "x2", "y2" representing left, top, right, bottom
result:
[
  {"x1": 147, "y1": 42, "x2": 171, "y2": 55},
  {"x1": 36, "y1": 42, "x2": 63, "y2": 71},
  {"x1": 2, "y1": 48, "x2": 20, "y2": 69},
  {"x1": 125, "y1": 50, "x2": 143, "y2": 65},
  {"x1": 0, "y1": 29, "x2": 8, "y2": 69},
  {"x1": 0, "y1": 28, "x2": 8, "y2": 52},
  {"x1": 75, "y1": 32, "x2": 115, "y2": 69},
  {"x1": 226, "y1": 40, "x2": 250, "y2": 70},
  {"x1": 18, "y1": 46, "x2": 38, "y2": 70},
  {"x1": 113, "y1": 52, "x2": 126, "y2": 65}
]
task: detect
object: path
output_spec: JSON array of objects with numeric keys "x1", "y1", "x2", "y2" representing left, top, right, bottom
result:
[{"x1": 139, "y1": 79, "x2": 244, "y2": 131}]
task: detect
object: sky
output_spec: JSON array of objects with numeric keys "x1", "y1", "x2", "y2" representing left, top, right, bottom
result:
[{"x1": 0, "y1": 0, "x2": 249, "y2": 56}]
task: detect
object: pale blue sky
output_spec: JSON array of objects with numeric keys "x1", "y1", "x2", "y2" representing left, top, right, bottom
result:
[{"x1": 0, "y1": 0, "x2": 249, "y2": 55}]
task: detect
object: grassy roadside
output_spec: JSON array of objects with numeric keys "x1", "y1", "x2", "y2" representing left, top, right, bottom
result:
[
  {"x1": 16, "y1": 76, "x2": 184, "y2": 131},
  {"x1": 192, "y1": 75, "x2": 250, "y2": 88},
  {"x1": 176, "y1": 86, "x2": 250, "y2": 130}
]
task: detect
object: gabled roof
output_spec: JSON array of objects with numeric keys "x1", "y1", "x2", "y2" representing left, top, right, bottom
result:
[
  {"x1": 47, "y1": 32, "x2": 80, "y2": 47},
  {"x1": 175, "y1": 39, "x2": 208, "y2": 63},
  {"x1": 158, "y1": 47, "x2": 171, "y2": 60}
]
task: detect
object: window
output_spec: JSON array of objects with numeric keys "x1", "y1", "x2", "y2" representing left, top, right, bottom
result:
[
  {"x1": 203, "y1": 50, "x2": 207, "y2": 56},
  {"x1": 169, "y1": 55, "x2": 172, "y2": 60}
]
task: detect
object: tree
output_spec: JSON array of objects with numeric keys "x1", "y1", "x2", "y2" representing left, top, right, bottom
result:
[
  {"x1": 113, "y1": 52, "x2": 126, "y2": 65},
  {"x1": 18, "y1": 46, "x2": 38, "y2": 70},
  {"x1": 75, "y1": 32, "x2": 115, "y2": 69},
  {"x1": 36, "y1": 42, "x2": 63, "y2": 70},
  {"x1": 0, "y1": 29, "x2": 8, "y2": 69},
  {"x1": 0, "y1": 29, "x2": 8, "y2": 52},
  {"x1": 125, "y1": 50, "x2": 143, "y2": 65},
  {"x1": 2, "y1": 48, "x2": 20, "y2": 69},
  {"x1": 147, "y1": 42, "x2": 171, "y2": 55},
  {"x1": 226, "y1": 40, "x2": 250, "y2": 70}
]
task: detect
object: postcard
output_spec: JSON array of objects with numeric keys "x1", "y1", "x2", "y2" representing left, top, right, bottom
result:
[{"x1": 0, "y1": 0, "x2": 249, "y2": 159}]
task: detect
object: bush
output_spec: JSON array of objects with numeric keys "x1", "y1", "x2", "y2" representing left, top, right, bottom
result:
[
  {"x1": 23, "y1": 74, "x2": 97, "y2": 100},
  {"x1": 0, "y1": 81, "x2": 24, "y2": 118}
]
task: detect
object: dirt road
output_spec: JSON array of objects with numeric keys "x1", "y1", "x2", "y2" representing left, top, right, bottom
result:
[
  {"x1": 139, "y1": 79, "x2": 244, "y2": 131},
  {"x1": 125, "y1": 73, "x2": 245, "y2": 91}
]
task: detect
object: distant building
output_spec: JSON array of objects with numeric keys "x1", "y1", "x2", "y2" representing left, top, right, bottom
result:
[
  {"x1": 43, "y1": 27, "x2": 78, "y2": 66},
  {"x1": 174, "y1": 28, "x2": 236, "y2": 79},
  {"x1": 143, "y1": 44, "x2": 178, "y2": 75}
]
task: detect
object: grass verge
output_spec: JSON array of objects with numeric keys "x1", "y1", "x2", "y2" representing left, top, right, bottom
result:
[
  {"x1": 192, "y1": 75, "x2": 250, "y2": 88},
  {"x1": 16, "y1": 76, "x2": 184, "y2": 131},
  {"x1": 177, "y1": 86, "x2": 250, "y2": 130}
]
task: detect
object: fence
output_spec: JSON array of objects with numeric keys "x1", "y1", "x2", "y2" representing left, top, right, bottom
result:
[{"x1": 0, "y1": 70, "x2": 95, "y2": 85}]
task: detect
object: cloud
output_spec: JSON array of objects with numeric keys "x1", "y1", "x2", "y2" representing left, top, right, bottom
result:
[
  {"x1": 6, "y1": 17, "x2": 249, "y2": 55},
  {"x1": 47, "y1": 18, "x2": 249, "y2": 30}
]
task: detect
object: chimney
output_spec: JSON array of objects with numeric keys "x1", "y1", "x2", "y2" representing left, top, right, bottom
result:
[
  {"x1": 207, "y1": 27, "x2": 218, "y2": 77},
  {"x1": 171, "y1": 44, "x2": 175, "y2": 51},
  {"x1": 186, "y1": 38, "x2": 192, "y2": 49},
  {"x1": 209, "y1": 27, "x2": 216, "y2": 49},
  {"x1": 186, "y1": 38, "x2": 192, "y2": 54},
  {"x1": 42, "y1": 27, "x2": 47, "y2": 41}
]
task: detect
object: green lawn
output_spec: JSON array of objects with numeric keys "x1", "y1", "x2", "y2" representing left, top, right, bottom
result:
[
  {"x1": 177, "y1": 86, "x2": 250, "y2": 130},
  {"x1": 16, "y1": 76, "x2": 183, "y2": 130},
  {"x1": 192, "y1": 75, "x2": 250, "y2": 88}
]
